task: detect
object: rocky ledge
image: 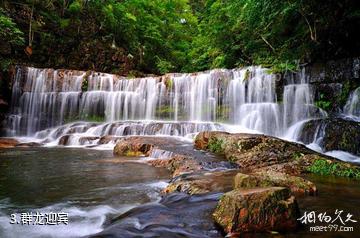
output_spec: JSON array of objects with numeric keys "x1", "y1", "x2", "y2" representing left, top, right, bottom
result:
[
  {"x1": 0, "y1": 138, "x2": 19, "y2": 148},
  {"x1": 112, "y1": 132, "x2": 360, "y2": 235},
  {"x1": 195, "y1": 131, "x2": 360, "y2": 178},
  {"x1": 0, "y1": 138, "x2": 42, "y2": 148}
]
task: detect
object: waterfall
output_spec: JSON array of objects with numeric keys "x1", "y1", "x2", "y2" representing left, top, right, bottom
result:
[
  {"x1": 6, "y1": 66, "x2": 326, "y2": 146},
  {"x1": 344, "y1": 87, "x2": 360, "y2": 120}
]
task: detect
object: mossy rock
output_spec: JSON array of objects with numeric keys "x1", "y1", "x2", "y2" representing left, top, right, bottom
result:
[
  {"x1": 234, "y1": 172, "x2": 317, "y2": 195},
  {"x1": 163, "y1": 170, "x2": 238, "y2": 195},
  {"x1": 308, "y1": 159, "x2": 360, "y2": 179},
  {"x1": 194, "y1": 131, "x2": 360, "y2": 179},
  {"x1": 299, "y1": 118, "x2": 360, "y2": 156},
  {"x1": 113, "y1": 139, "x2": 154, "y2": 157},
  {"x1": 213, "y1": 187, "x2": 300, "y2": 234}
]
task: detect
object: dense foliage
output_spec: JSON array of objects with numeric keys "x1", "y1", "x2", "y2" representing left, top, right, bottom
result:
[{"x1": 0, "y1": 0, "x2": 359, "y2": 74}]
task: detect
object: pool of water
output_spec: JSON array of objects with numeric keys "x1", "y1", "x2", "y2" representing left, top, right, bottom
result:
[
  {"x1": 1, "y1": 148, "x2": 360, "y2": 238},
  {"x1": 0, "y1": 148, "x2": 170, "y2": 238}
]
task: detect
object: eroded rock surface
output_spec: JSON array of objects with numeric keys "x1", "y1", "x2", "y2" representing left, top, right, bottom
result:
[
  {"x1": 213, "y1": 187, "x2": 300, "y2": 234},
  {"x1": 163, "y1": 170, "x2": 238, "y2": 195},
  {"x1": 299, "y1": 118, "x2": 360, "y2": 156},
  {"x1": 234, "y1": 171, "x2": 317, "y2": 195},
  {"x1": 113, "y1": 136, "x2": 233, "y2": 177},
  {"x1": 195, "y1": 131, "x2": 329, "y2": 175}
]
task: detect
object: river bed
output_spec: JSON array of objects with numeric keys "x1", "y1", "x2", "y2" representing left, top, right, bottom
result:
[{"x1": 0, "y1": 148, "x2": 360, "y2": 238}]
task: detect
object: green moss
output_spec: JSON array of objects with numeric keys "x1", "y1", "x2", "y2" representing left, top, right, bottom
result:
[
  {"x1": 266, "y1": 60, "x2": 299, "y2": 74},
  {"x1": 315, "y1": 93, "x2": 332, "y2": 111},
  {"x1": 338, "y1": 80, "x2": 357, "y2": 107},
  {"x1": 243, "y1": 69, "x2": 250, "y2": 82},
  {"x1": 64, "y1": 114, "x2": 105, "y2": 123},
  {"x1": 83, "y1": 114, "x2": 105, "y2": 122},
  {"x1": 208, "y1": 137, "x2": 225, "y2": 154},
  {"x1": 308, "y1": 159, "x2": 360, "y2": 179},
  {"x1": 81, "y1": 71, "x2": 90, "y2": 91},
  {"x1": 215, "y1": 105, "x2": 230, "y2": 123},
  {"x1": 156, "y1": 106, "x2": 174, "y2": 114},
  {"x1": 63, "y1": 115, "x2": 79, "y2": 124},
  {"x1": 125, "y1": 150, "x2": 144, "y2": 157},
  {"x1": 164, "y1": 78, "x2": 173, "y2": 90},
  {"x1": 291, "y1": 151, "x2": 305, "y2": 160},
  {"x1": 227, "y1": 155, "x2": 237, "y2": 163}
]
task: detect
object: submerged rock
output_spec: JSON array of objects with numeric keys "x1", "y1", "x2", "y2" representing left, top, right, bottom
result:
[
  {"x1": 0, "y1": 138, "x2": 19, "y2": 148},
  {"x1": 213, "y1": 187, "x2": 300, "y2": 235},
  {"x1": 163, "y1": 170, "x2": 238, "y2": 195},
  {"x1": 299, "y1": 118, "x2": 360, "y2": 156},
  {"x1": 234, "y1": 171, "x2": 317, "y2": 195}
]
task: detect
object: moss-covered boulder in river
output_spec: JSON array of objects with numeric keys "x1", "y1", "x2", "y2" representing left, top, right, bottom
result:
[
  {"x1": 195, "y1": 131, "x2": 360, "y2": 179},
  {"x1": 213, "y1": 187, "x2": 300, "y2": 234}
]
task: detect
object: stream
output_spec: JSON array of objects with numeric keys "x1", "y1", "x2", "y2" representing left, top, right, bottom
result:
[
  {"x1": 1, "y1": 65, "x2": 360, "y2": 237},
  {"x1": 0, "y1": 148, "x2": 359, "y2": 237}
]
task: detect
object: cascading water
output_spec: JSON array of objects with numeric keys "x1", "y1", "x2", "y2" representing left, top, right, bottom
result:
[
  {"x1": 344, "y1": 87, "x2": 360, "y2": 120},
  {"x1": 282, "y1": 69, "x2": 327, "y2": 140},
  {"x1": 6, "y1": 66, "x2": 327, "y2": 148}
]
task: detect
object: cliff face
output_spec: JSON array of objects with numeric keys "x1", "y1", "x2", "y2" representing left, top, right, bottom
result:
[
  {"x1": 0, "y1": 66, "x2": 16, "y2": 125},
  {"x1": 276, "y1": 57, "x2": 360, "y2": 113},
  {"x1": 306, "y1": 57, "x2": 360, "y2": 113}
]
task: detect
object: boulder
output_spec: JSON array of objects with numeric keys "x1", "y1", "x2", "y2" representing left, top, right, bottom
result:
[
  {"x1": 234, "y1": 171, "x2": 317, "y2": 195},
  {"x1": 213, "y1": 187, "x2": 300, "y2": 234},
  {"x1": 113, "y1": 139, "x2": 154, "y2": 157},
  {"x1": 0, "y1": 138, "x2": 19, "y2": 148},
  {"x1": 149, "y1": 154, "x2": 203, "y2": 177},
  {"x1": 194, "y1": 131, "x2": 228, "y2": 151}
]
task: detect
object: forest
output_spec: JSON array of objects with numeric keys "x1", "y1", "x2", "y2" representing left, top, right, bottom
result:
[{"x1": 1, "y1": 0, "x2": 360, "y2": 75}]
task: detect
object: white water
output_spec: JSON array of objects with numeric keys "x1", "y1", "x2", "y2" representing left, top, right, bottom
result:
[
  {"x1": 6, "y1": 66, "x2": 360, "y2": 162},
  {"x1": 7, "y1": 67, "x2": 324, "y2": 137},
  {"x1": 344, "y1": 87, "x2": 360, "y2": 121}
]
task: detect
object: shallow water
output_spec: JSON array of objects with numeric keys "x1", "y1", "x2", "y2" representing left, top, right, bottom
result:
[
  {"x1": 0, "y1": 148, "x2": 170, "y2": 238},
  {"x1": 1, "y1": 148, "x2": 360, "y2": 238}
]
